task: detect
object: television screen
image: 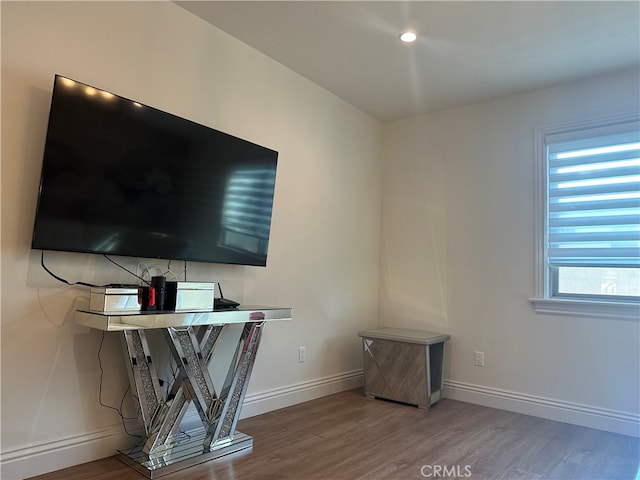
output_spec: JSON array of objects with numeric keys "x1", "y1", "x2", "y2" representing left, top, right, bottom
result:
[{"x1": 31, "y1": 75, "x2": 278, "y2": 266}]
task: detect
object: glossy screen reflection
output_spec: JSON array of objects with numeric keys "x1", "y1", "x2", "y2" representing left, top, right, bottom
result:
[{"x1": 32, "y1": 75, "x2": 278, "y2": 266}]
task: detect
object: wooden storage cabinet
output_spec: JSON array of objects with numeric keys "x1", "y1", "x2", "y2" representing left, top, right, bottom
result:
[{"x1": 358, "y1": 328, "x2": 449, "y2": 409}]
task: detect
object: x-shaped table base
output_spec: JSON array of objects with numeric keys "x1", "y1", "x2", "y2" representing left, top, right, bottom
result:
[{"x1": 115, "y1": 321, "x2": 264, "y2": 478}]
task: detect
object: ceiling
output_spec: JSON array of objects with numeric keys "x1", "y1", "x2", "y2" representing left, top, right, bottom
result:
[{"x1": 176, "y1": 1, "x2": 640, "y2": 122}]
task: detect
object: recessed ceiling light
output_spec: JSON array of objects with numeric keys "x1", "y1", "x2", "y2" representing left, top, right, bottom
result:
[{"x1": 399, "y1": 31, "x2": 417, "y2": 43}]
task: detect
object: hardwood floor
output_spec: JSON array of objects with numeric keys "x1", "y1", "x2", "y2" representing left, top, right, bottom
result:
[{"x1": 26, "y1": 388, "x2": 639, "y2": 480}]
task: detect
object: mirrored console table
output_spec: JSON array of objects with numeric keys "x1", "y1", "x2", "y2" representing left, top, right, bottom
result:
[{"x1": 77, "y1": 306, "x2": 292, "y2": 478}]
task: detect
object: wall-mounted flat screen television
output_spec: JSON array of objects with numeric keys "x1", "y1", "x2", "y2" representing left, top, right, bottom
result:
[{"x1": 31, "y1": 75, "x2": 278, "y2": 266}]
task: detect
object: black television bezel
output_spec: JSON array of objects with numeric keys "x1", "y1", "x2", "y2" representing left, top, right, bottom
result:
[{"x1": 31, "y1": 74, "x2": 279, "y2": 267}]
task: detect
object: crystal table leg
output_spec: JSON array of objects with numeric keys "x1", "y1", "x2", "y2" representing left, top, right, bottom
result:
[{"x1": 117, "y1": 322, "x2": 264, "y2": 478}]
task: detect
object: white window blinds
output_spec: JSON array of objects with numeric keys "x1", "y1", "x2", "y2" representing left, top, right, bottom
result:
[{"x1": 547, "y1": 129, "x2": 640, "y2": 268}]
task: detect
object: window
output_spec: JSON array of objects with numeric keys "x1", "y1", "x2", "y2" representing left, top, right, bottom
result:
[{"x1": 530, "y1": 113, "x2": 640, "y2": 319}]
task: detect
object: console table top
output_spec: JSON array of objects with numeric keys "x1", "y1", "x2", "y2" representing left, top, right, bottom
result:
[{"x1": 77, "y1": 306, "x2": 292, "y2": 331}]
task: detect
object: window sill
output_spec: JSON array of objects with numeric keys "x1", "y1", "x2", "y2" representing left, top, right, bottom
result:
[{"x1": 528, "y1": 298, "x2": 639, "y2": 320}]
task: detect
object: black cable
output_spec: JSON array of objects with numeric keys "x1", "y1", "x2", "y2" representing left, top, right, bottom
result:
[
  {"x1": 103, "y1": 255, "x2": 151, "y2": 285},
  {"x1": 177, "y1": 429, "x2": 191, "y2": 442},
  {"x1": 166, "y1": 259, "x2": 176, "y2": 278},
  {"x1": 118, "y1": 384, "x2": 137, "y2": 420},
  {"x1": 41, "y1": 251, "x2": 151, "y2": 288},
  {"x1": 40, "y1": 251, "x2": 98, "y2": 287},
  {"x1": 168, "y1": 259, "x2": 188, "y2": 280},
  {"x1": 97, "y1": 331, "x2": 142, "y2": 438}
]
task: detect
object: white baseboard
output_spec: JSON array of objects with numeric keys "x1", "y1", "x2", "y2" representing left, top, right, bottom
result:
[
  {"x1": 0, "y1": 424, "x2": 140, "y2": 480},
  {"x1": 0, "y1": 370, "x2": 364, "y2": 480},
  {"x1": 181, "y1": 369, "x2": 365, "y2": 430},
  {"x1": 444, "y1": 379, "x2": 640, "y2": 438},
  {"x1": 242, "y1": 368, "x2": 364, "y2": 418},
  {"x1": 6, "y1": 374, "x2": 636, "y2": 479}
]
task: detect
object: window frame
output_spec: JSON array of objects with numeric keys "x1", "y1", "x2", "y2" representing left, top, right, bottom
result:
[
  {"x1": 550, "y1": 266, "x2": 640, "y2": 302},
  {"x1": 529, "y1": 112, "x2": 640, "y2": 320}
]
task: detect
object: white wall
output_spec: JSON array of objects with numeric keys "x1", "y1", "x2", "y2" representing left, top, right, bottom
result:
[
  {"x1": 2, "y1": 2, "x2": 638, "y2": 478},
  {"x1": 380, "y1": 68, "x2": 640, "y2": 436},
  {"x1": 0, "y1": 2, "x2": 381, "y2": 478}
]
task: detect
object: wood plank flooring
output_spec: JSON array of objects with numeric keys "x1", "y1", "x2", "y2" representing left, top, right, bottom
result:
[{"x1": 26, "y1": 388, "x2": 639, "y2": 480}]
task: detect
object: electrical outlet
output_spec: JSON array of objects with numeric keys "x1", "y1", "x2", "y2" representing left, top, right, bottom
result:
[
  {"x1": 298, "y1": 346, "x2": 306, "y2": 363},
  {"x1": 474, "y1": 351, "x2": 485, "y2": 367}
]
